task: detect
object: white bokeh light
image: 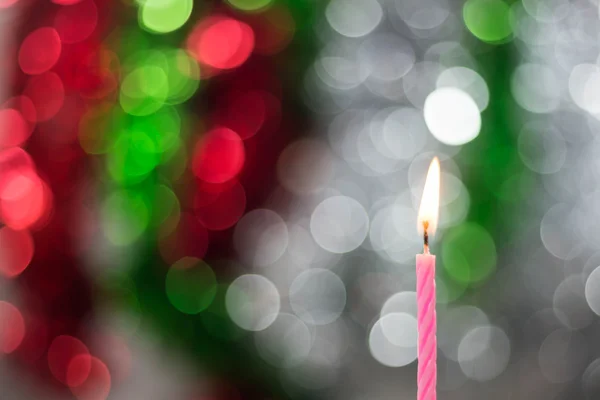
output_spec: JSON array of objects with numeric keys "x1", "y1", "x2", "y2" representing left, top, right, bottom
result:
[
  {"x1": 226, "y1": 274, "x2": 280, "y2": 331},
  {"x1": 233, "y1": 209, "x2": 289, "y2": 267},
  {"x1": 325, "y1": 0, "x2": 382, "y2": 38},
  {"x1": 423, "y1": 87, "x2": 481, "y2": 146},
  {"x1": 310, "y1": 195, "x2": 369, "y2": 254},
  {"x1": 436, "y1": 66, "x2": 489, "y2": 111},
  {"x1": 254, "y1": 313, "x2": 312, "y2": 368},
  {"x1": 369, "y1": 313, "x2": 418, "y2": 367},
  {"x1": 289, "y1": 269, "x2": 347, "y2": 325},
  {"x1": 457, "y1": 325, "x2": 511, "y2": 382}
]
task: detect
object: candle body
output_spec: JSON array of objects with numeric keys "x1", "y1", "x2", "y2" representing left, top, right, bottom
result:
[{"x1": 416, "y1": 254, "x2": 436, "y2": 400}]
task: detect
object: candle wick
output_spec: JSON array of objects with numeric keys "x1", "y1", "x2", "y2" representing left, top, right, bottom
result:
[{"x1": 423, "y1": 221, "x2": 429, "y2": 254}]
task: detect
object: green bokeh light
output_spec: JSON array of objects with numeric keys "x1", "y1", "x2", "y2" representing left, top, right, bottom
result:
[
  {"x1": 107, "y1": 130, "x2": 160, "y2": 184},
  {"x1": 130, "y1": 107, "x2": 181, "y2": 156},
  {"x1": 140, "y1": 0, "x2": 193, "y2": 34},
  {"x1": 102, "y1": 189, "x2": 150, "y2": 246},
  {"x1": 463, "y1": 0, "x2": 512, "y2": 43},
  {"x1": 226, "y1": 0, "x2": 273, "y2": 12},
  {"x1": 164, "y1": 49, "x2": 200, "y2": 105},
  {"x1": 442, "y1": 222, "x2": 497, "y2": 285},
  {"x1": 120, "y1": 65, "x2": 169, "y2": 116},
  {"x1": 152, "y1": 184, "x2": 180, "y2": 234},
  {"x1": 165, "y1": 257, "x2": 217, "y2": 314}
]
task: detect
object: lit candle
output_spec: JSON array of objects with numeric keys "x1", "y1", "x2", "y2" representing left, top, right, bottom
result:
[{"x1": 416, "y1": 157, "x2": 440, "y2": 400}]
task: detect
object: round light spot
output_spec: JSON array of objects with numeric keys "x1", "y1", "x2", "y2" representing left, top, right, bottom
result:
[
  {"x1": 540, "y1": 204, "x2": 580, "y2": 260},
  {"x1": 119, "y1": 65, "x2": 168, "y2": 116},
  {"x1": 436, "y1": 67, "x2": 489, "y2": 111},
  {"x1": 54, "y1": 0, "x2": 98, "y2": 43},
  {"x1": 0, "y1": 226, "x2": 34, "y2": 278},
  {"x1": 583, "y1": 359, "x2": 600, "y2": 399},
  {"x1": 325, "y1": 0, "x2": 382, "y2": 38},
  {"x1": 457, "y1": 325, "x2": 510, "y2": 381},
  {"x1": 381, "y1": 291, "x2": 417, "y2": 318},
  {"x1": 358, "y1": 34, "x2": 415, "y2": 83},
  {"x1": 424, "y1": 88, "x2": 481, "y2": 146},
  {"x1": 438, "y1": 305, "x2": 489, "y2": 361},
  {"x1": 140, "y1": 0, "x2": 193, "y2": 34},
  {"x1": 585, "y1": 266, "x2": 600, "y2": 316},
  {"x1": 192, "y1": 127, "x2": 245, "y2": 184},
  {"x1": 463, "y1": 0, "x2": 512, "y2": 43},
  {"x1": 194, "y1": 180, "x2": 246, "y2": 231},
  {"x1": 553, "y1": 275, "x2": 594, "y2": 329},
  {"x1": 69, "y1": 357, "x2": 111, "y2": 400},
  {"x1": 0, "y1": 109, "x2": 31, "y2": 148},
  {"x1": 381, "y1": 107, "x2": 428, "y2": 160},
  {"x1": 0, "y1": 302, "x2": 25, "y2": 353},
  {"x1": 187, "y1": 16, "x2": 254, "y2": 70},
  {"x1": 226, "y1": 274, "x2": 280, "y2": 331},
  {"x1": 19, "y1": 27, "x2": 62, "y2": 75},
  {"x1": 101, "y1": 190, "x2": 149, "y2": 246},
  {"x1": 511, "y1": 64, "x2": 560, "y2": 114},
  {"x1": 569, "y1": 64, "x2": 600, "y2": 114},
  {"x1": 310, "y1": 196, "x2": 369, "y2": 254},
  {"x1": 233, "y1": 209, "x2": 288, "y2": 267},
  {"x1": 380, "y1": 312, "x2": 418, "y2": 347},
  {"x1": 254, "y1": 313, "x2": 311, "y2": 368},
  {"x1": 165, "y1": 257, "x2": 217, "y2": 314},
  {"x1": 395, "y1": 0, "x2": 450, "y2": 30},
  {"x1": 522, "y1": 0, "x2": 569, "y2": 23},
  {"x1": 289, "y1": 269, "x2": 346, "y2": 325},
  {"x1": 24, "y1": 72, "x2": 65, "y2": 121},
  {"x1": 442, "y1": 223, "x2": 497, "y2": 284},
  {"x1": 369, "y1": 314, "x2": 417, "y2": 367},
  {"x1": 518, "y1": 122, "x2": 566, "y2": 174},
  {"x1": 48, "y1": 336, "x2": 90, "y2": 385}
]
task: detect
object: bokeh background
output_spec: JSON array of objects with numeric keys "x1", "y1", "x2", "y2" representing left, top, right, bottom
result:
[{"x1": 2, "y1": 0, "x2": 600, "y2": 399}]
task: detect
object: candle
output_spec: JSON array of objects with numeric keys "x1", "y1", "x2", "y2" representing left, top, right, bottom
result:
[{"x1": 416, "y1": 157, "x2": 440, "y2": 400}]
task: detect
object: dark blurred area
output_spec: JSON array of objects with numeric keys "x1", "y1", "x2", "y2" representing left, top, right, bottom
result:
[{"x1": 2, "y1": 0, "x2": 600, "y2": 399}]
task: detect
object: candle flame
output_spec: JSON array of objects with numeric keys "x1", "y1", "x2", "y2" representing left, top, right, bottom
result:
[{"x1": 417, "y1": 157, "x2": 440, "y2": 240}]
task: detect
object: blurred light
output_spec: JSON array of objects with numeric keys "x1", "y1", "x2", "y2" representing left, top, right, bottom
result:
[
  {"x1": 0, "y1": 109, "x2": 30, "y2": 148},
  {"x1": 437, "y1": 67, "x2": 489, "y2": 111},
  {"x1": 48, "y1": 336, "x2": 91, "y2": 385},
  {"x1": 538, "y1": 329, "x2": 587, "y2": 383},
  {"x1": 463, "y1": 0, "x2": 513, "y2": 43},
  {"x1": 443, "y1": 223, "x2": 497, "y2": 284},
  {"x1": 379, "y1": 107, "x2": 428, "y2": 160},
  {"x1": 310, "y1": 195, "x2": 369, "y2": 254},
  {"x1": 23, "y1": 72, "x2": 65, "y2": 121},
  {"x1": 552, "y1": 275, "x2": 593, "y2": 329},
  {"x1": 569, "y1": 64, "x2": 600, "y2": 114},
  {"x1": 254, "y1": 313, "x2": 311, "y2": 368},
  {"x1": 252, "y1": 5, "x2": 296, "y2": 55},
  {"x1": 165, "y1": 257, "x2": 217, "y2": 314},
  {"x1": 227, "y1": 0, "x2": 272, "y2": 12},
  {"x1": 518, "y1": 122, "x2": 566, "y2": 174},
  {"x1": 18, "y1": 27, "x2": 62, "y2": 75},
  {"x1": 457, "y1": 325, "x2": 511, "y2": 381},
  {"x1": 101, "y1": 189, "x2": 150, "y2": 246},
  {"x1": 187, "y1": 16, "x2": 255, "y2": 71},
  {"x1": 120, "y1": 65, "x2": 169, "y2": 116},
  {"x1": 0, "y1": 227, "x2": 33, "y2": 278},
  {"x1": 511, "y1": 64, "x2": 560, "y2": 113},
  {"x1": 585, "y1": 266, "x2": 600, "y2": 316},
  {"x1": 539, "y1": 204, "x2": 580, "y2": 260},
  {"x1": 381, "y1": 291, "x2": 417, "y2": 318},
  {"x1": 424, "y1": 87, "x2": 481, "y2": 146},
  {"x1": 404, "y1": 62, "x2": 444, "y2": 109},
  {"x1": 277, "y1": 139, "x2": 333, "y2": 195},
  {"x1": 164, "y1": 49, "x2": 200, "y2": 105},
  {"x1": 325, "y1": 0, "x2": 382, "y2": 38},
  {"x1": 358, "y1": 34, "x2": 415, "y2": 83},
  {"x1": 0, "y1": 0, "x2": 18, "y2": 7},
  {"x1": 214, "y1": 90, "x2": 268, "y2": 140},
  {"x1": 583, "y1": 358, "x2": 600, "y2": 399},
  {"x1": 522, "y1": 0, "x2": 569, "y2": 23},
  {"x1": 192, "y1": 127, "x2": 245, "y2": 184},
  {"x1": 395, "y1": 0, "x2": 450, "y2": 30},
  {"x1": 194, "y1": 180, "x2": 246, "y2": 231},
  {"x1": 289, "y1": 269, "x2": 346, "y2": 326},
  {"x1": 54, "y1": 0, "x2": 98, "y2": 43},
  {"x1": 438, "y1": 305, "x2": 489, "y2": 361},
  {"x1": 140, "y1": 0, "x2": 193, "y2": 34},
  {"x1": 233, "y1": 209, "x2": 288, "y2": 267},
  {"x1": 0, "y1": 301, "x2": 25, "y2": 353},
  {"x1": 226, "y1": 274, "x2": 280, "y2": 331},
  {"x1": 69, "y1": 356, "x2": 111, "y2": 400},
  {"x1": 369, "y1": 313, "x2": 417, "y2": 367}
]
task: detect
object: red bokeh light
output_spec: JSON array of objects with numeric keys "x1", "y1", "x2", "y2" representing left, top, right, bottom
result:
[
  {"x1": 52, "y1": 0, "x2": 83, "y2": 3},
  {"x1": 0, "y1": 0, "x2": 19, "y2": 8},
  {"x1": 54, "y1": 0, "x2": 98, "y2": 44},
  {"x1": 187, "y1": 16, "x2": 254, "y2": 71},
  {"x1": 24, "y1": 72, "x2": 65, "y2": 121},
  {"x1": 192, "y1": 127, "x2": 245, "y2": 184},
  {"x1": 48, "y1": 335, "x2": 91, "y2": 385},
  {"x1": 0, "y1": 301, "x2": 26, "y2": 353},
  {"x1": 0, "y1": 169, "x2": 50, "y2": 230},
  {"x1": 0, "y1": 227, "x2": 34, "y2": 278},
  {"x1": 0, "y1": 108, "x2": 31, "y2": 148},
  {"x1": 69, "y1": 356, "x2": 111, "y2": 400},
  {"x1": 18, "y1": 27, "x2": 62, "y2": 75},
  {"x1": 66, "y1": 353, "x2": 93, "y2": 388},
  {"x1": 194, "y1": 180, "x2": 246, "y2": 231}
]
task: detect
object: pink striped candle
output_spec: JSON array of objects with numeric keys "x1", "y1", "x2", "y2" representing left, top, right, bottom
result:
[{"x1": 416, "y1": 157, "x2": 440, "y2": 400}]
